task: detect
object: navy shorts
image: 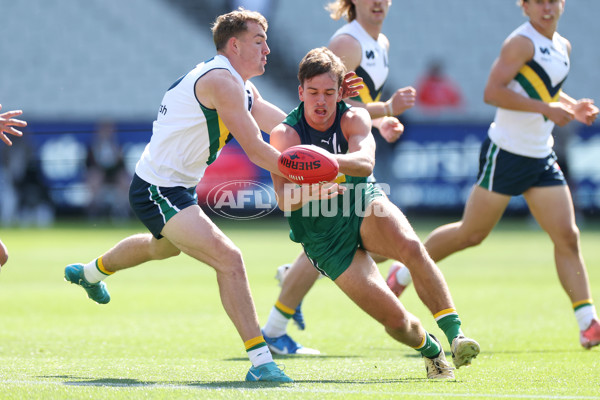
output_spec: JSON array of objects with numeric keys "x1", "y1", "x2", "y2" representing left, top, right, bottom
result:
[
  {"x1": 476, "y1": 137, "x2": 566, "y2": 196},
  {"x1": 129, "y1": 174, "x2": 198, "y2": 239}
]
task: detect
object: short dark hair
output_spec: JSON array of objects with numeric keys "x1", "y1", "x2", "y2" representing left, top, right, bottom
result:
[
  {"x1": 211, "y1": 8, "x2": 268, "y2": 51},
  {"x1": 298, "y1": 47, "x2": 346, "y2": 88}
]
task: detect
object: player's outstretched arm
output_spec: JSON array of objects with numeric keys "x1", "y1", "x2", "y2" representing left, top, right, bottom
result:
[
  {"x1": 386, "y1": 86, "x2": 417, "y2": 117},
  {"x1": 196, "y1": 70, "x2": 284, "y2": 177},
  {"x1": 334, "y1": 107, "x2": 375, "y2": 177},
  {"x1": 248, "y1": 81, "x2": 288, "y2": 135},
  {"x1": 0, "y1": 105, "x2": 27, "y2": 146}
]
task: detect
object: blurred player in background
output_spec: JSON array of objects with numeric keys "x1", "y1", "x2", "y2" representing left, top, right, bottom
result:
[
  {"x1": 388, "y1": 0, "x2": 600, "y2": 349},
  {"x1": 85, "y1": 120, "x2": 131, "y2": 221},
  {"x1": 262, "y1": 0, "x2": 418, "y2": 355},
  {"x1": 270, "y1": 47, "x2": 479, "y2": 379},
  {"x1": 0, "y1": 104, "x2": 27, "y2": 267}
]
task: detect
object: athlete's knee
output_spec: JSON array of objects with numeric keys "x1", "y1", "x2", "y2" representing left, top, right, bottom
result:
[
  {"x1": 464, "y1": 231, "x2": 487, "y2": 247},
  {"x1": 214, "y1": 245, "x2": 246, "y2": 276},
  {"x1": 566, "y1": 226, "x2": 581, "y2": 249},
  {"x1": 553, "y1": 224, "x2": 581, "y2": 253},
  {"x1": 149, "y1": 238, "x2": 181, "y2": 260},
  {"x1": 398, "y1": 238, "x2": 428, "y2": 265},
  {"x1": 384, "y1": 313, "x2": 418, "y2": 336},
  {"x1": 153, "y1": 246, "x2": 181, "y2": 260},
  {"x1": 224, "y1": 246, "x2": 244, "y2": 267},
  {"x1": 369, "y1": 252, "x2": 388, "y2": 263},
  {"x1": 454, "y1": 228, "x2": 489, "y2": 249}
]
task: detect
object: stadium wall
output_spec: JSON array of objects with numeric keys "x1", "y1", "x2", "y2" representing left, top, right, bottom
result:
[{"x1": 12, "y1": 122, "x2": 600, "y2": 219}]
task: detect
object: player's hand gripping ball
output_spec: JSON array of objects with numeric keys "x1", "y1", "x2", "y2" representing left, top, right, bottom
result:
[{"x1": 278, "y1": 145, "x2": 339, "y2": 184}]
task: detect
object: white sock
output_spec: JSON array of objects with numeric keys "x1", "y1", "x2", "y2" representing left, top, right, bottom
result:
[
  {"x1": 247, "y1": 344, "x2": 274, "y2": 367},
  {"x1": 83, "y1": 258, "x2": 110, "y2": 283},
  {"x1": 396, "y1": 263, "x2": 413, "y2": 285},
  {"x1": 262, "y1": 306, "x2": 291, "y2": 338},
  {"x1": 575, "y1": 304, "x2": 598, "y2": 331}
]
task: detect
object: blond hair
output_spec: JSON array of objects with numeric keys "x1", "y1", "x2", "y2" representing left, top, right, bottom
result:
[
  {"x1": 326, "y1": 0, "x2": 356, "y2": 22},
  {"x1": 211, "y1": 8, "x2": 268, "y2": 51}
]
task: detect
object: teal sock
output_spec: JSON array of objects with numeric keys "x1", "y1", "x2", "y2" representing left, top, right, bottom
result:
[
  {"x1": 436, "y1": 311, "x2": 463, "y2": 346},
  {"x1": 414, "y1": 332, "x2": 442, "y2": 359}
]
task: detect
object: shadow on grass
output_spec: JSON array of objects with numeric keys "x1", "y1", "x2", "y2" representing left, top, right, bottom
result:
[
  {"x1": 402, "y1": 347, "x2": 583, "y2": 357},
  {"x1": 225, "y1": 354, "x2": 360, "y2": 361},
  {"x1": 242, "y1": 350, "x2": 455, "y2": 360},
  {"x1": 41, "y1": 375, "x2": 448, "y2": 389},
  {"x1": 42, "y1": 375, "x2": 289, "y2": 389}
]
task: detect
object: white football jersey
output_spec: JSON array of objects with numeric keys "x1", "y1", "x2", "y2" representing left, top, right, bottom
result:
[
  {"x1": 135, "y1": 55, "x2": 254, "y2": 187},
  {"x1": 330, "y1": 19, "x2": 389, "y2": 104},
  {"x1": 488, "y1": 21, "x2": 570, "y2": 158}
]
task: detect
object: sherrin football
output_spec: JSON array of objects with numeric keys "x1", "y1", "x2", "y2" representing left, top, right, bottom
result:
[{"x1": 278, "y1": 145, "x2": 339, "y2": 184}]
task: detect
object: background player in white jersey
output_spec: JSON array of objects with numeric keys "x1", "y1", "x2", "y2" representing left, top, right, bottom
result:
[
  {"x1": 328, "y1": 0, "x2": 413, "y2": 143},
  {"x1": 388, "y1": 0, "x2": 600, "y2": 349},
  {"x1": 0, "y1": 104, "x2": 27, "y2": 267},
  {"x1": 62, "y1": 9, "x2": 360, "y2": 383}
]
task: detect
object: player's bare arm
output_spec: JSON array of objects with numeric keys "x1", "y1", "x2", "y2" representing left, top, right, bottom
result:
[
  {"x1": 329, "y1": 32, "x2": 406, "y2": 142},
  {"x1": 374, "y1": 85, "x2": 414, "y2": 144},
  {"x1": 484, "y1": 35, "x2": 574, "y2": 126},
  {"x1": 330, "y1": 34, "x2": 385, "y2": 115},
  {"x1": 328, "y1": 34, "x2": 362, "y2": 73},
  {"x1": 334, "y1": 107, "x2": 375, "y2": 177},
  {"x1": 248, "y1": 81, "x2": 288, "y2": 134},
  {"x1": 381, "y1": 33, "x2": 415, "y2": 117},
  {"x1": 387, "y1": 86, "x2": 417, "y2": 116},
  {"x1": 196, "y1": 69, "x2": 283, "y2": 176},
  {"x1": 328, "y1": 34, "x2": 379, "y2": 110},
  {"x1": 559, "y1": 92, "x2": 599, "y2": 126}
]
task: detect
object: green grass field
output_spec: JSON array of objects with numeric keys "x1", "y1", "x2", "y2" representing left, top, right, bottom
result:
[{"x1": 0, "y1": 216, "x2": 599, "y2": 399}]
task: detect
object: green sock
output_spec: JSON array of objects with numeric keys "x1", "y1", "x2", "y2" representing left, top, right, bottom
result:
[
  {"x1": 414, "y1": 332, "x2": 442, "y2": 359},
  {"x1": 435, "y1": 309, "x2": 463, "y2": 345}
]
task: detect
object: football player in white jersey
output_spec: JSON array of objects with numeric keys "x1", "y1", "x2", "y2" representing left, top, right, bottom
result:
[
  {"x1": 63, "y1": 9, "x2": 362, "y2": 383},
  {"x1": 391, "y1": 0, "x2": 600, "y2": 349}
]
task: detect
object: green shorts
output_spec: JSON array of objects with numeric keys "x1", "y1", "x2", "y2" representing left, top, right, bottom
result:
[{"x1": 288, "y1": 182, "x2": 384, "y2": 280}]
